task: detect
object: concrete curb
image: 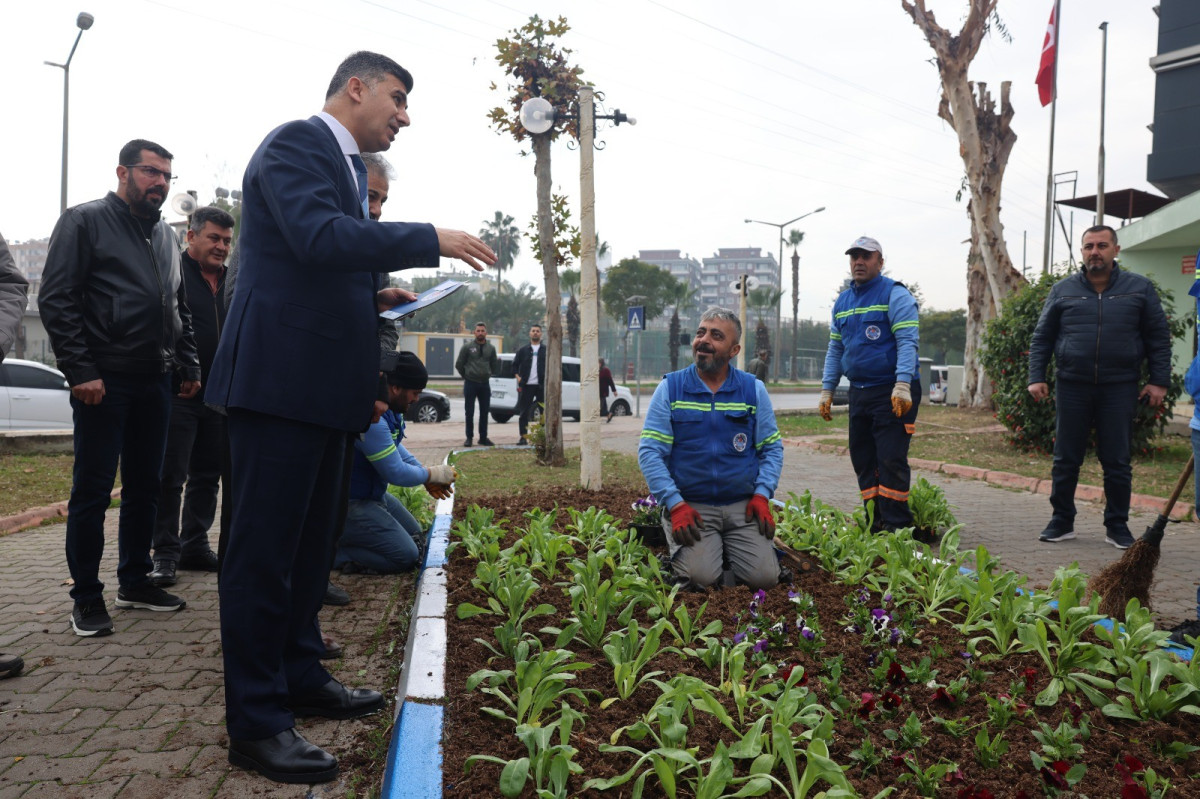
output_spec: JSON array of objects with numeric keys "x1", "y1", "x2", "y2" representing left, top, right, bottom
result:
[
  {"x1": 783, "y1": 438, "x2": 1194, "y2": 521},
  {"x1": 0, "y1": 488, "x2": 123, "y2": 536},
  {"x1": 383, "y1": 479, "x2": 456, "y2": 797}
]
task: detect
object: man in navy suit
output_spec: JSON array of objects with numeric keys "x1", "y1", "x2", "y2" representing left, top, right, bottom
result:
[{"x1": 206, "y1": 51, "x2": 495, "y2": 784}]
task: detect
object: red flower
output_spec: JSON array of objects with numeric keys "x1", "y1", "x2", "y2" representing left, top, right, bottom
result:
[
  {"x1": 780, "y1": 663, "x2": 808, "y2": 686},
  {"x1": 1123, "y1": 755, "x2": 1145, "y2": 774},
  {"x1": 944, "y1": 767, "x2": 966, "y2": 786},
  {"x1": 931, "y1": 686, "x2": 956, "y2": 705},
  {"x1": 958, "y1": 788, "x2": 995, "y2": 799},
  {"x1": 1067, "y1": 701, "x2": 1083, "y2": 723},
  {"x1": 1022, "y1": 667, "x2": 1038, "y2": 691},
  {"x1": 858, "y1": 692, "x2": 877, "y2": 719},
  {"x1": 1015, "y1": 791, "x2": 1033, "y2": 799},
  {"x1": 1039, "y1": 760, "x2": 1071, "y2": 789},
  {"x1": 1121, "y1": 785, "x2": 1150, "y2": 799},
  {"x1": 881, "y1": 690, "x2": 903, "y2": 710},
  {"x1": 890, "y1": 752, "x2": 913, "y2": 770},
  {"x1": 887, "y1": 662, "x2": 906, "y2": 686}
]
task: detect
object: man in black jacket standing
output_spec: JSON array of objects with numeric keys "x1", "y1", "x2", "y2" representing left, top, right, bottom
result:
[
  {"x1": 41, "y1": 139, "x2": 201, "y2": 636},
  {"x1": 513, "y1": 323, "x2": 547, "y2": 444},
  {"x1": 1028, "y1": 225, "x2": 1171, "y2": 550},
  {"x1": 149, "y1": 207, "x2": 235, "y2": 586}
]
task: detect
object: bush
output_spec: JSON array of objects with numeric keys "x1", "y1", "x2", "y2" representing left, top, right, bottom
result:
[{"x1": 981, "y1": 270, "x2": 1187, "y2": 454}]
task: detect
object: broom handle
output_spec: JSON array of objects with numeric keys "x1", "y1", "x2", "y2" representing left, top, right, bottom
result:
[{"x1": 1161, "y1": 454, "x2": 1195, "y2": 518}]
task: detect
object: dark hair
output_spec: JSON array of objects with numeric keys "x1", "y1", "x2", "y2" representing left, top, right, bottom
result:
[
  {"x1": 189, "y1": 206, "x2": 235, "y2": 233},
  {"x1": 474, "y1": 321, "x2": 487, "y2": 329},
  {"x1": 530, "y1": 324, "x2": 542, "y2": 331},
  {"x1": 325, "y1": 51, "x2": 413, "y2": 100},
  {"x1": 119, "y1": 139, "x2": 173, "y2": 165},
  {"x1": 599, "y1": 358, "x2": 606, "y2": 367},
  {"x1": 1082, "y1": 224, "x2": 1118, "y2": 245},
  {"x1": 360, "y1": 152, "x2": 395, "y2": 180}
]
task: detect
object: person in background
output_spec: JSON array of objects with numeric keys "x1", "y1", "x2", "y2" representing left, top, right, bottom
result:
[
  {"x1": 746, "y1": 349, "x2": 769, "y2": 383},
  {"x1": 513, "y1": 323, "x2": 546, "y2": 445},
  {"x1": 600, "y1": 357, "x2": 617, "y2": 422},
  {"x1": 150, "y1": 206, "x2": 235, "y2": 587},
  {"x1": 0, "y1": 229, "x2": 29, "y2": 678},
  {"x1": 817, "y1": 236, "x2": 921, "y2": 538},
  {"x1": 455, "y1": 321, "x2": 496, "y2": 447},
  {"x1": 41, "y1": 139, "x2": 200, "y2": 637},
  {"x1": 1027, "y1": 225, "x2": 1170, "y2": 550}
]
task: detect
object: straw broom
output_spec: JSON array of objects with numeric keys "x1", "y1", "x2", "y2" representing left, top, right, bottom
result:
[{"x1": 1086, "y1": 455, "x2": 1193, "y2": 620}]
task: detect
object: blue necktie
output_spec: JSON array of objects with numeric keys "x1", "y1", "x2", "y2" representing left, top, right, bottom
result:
[{"x1": 350, "y1": 153, "x2": 369, "y2": 218}]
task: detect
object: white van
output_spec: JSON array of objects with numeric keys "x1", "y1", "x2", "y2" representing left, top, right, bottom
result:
[{"x1": 488, "y1": 353, "x2": 633, "y2": 423}]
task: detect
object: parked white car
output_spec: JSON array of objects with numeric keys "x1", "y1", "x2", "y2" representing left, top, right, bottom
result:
[
  {"x1": 0, "y1": 359, "x2": 73, "y2": 429},
  {"x1": 488, "y1": 353, "x2": 633, "y2": 423}
]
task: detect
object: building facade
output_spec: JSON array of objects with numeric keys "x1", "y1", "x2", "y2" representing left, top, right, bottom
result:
[{"x1": 699, "y1": 247, "x2": 778, "y2": 310}]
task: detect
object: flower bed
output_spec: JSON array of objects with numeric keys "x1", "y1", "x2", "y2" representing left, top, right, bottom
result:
[{"x1": 440, "y1": 489, "x2": 1200, "y2": 798}]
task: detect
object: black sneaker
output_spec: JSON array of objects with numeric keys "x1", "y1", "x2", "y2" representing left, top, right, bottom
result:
[
  {"x1": 1168, "y1": 619, "x2": 1200, "y2": 646},
  {"x1": 478, "y1": 438, "x2": 495, "y2": 447},
  {"x1": 0, "y1": 653, "x2": 24, "y2": 679},
  {"x1": 1038, "y1": 523, "x2": 1076, "y2": 543},
  {"x1": 463, "y1": 438, "x2": 473, "y2": 447},
  {"x1": 1106, "y1": 527, "x2": 1135, "y2": 550},
  {"x1": 178, "y1": 550, "x2": 219, "y2": 572},
  {"x1": 115, "y1": 584, "x2": 186, "y2": 612},
  {"x1": 71, "y1": 600, "x2": 114, "y2": 637}
]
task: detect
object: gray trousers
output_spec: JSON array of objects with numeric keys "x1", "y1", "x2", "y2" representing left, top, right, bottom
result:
[{"x1": 664, "y1": 499, "x2": 780, "y2": 590}]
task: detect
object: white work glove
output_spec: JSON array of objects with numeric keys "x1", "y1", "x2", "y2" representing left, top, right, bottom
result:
[
  {"x1": 891, "y1": 381, "x2": 912, "y2": 417},
  {"x1": 818, "y1": 390, "x2": 833, "y2": 421},
  {"x1": 427, "y1": 464, "x2": 457, "y2": 485}
]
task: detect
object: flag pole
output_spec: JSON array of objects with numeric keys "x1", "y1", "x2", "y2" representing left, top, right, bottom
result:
[
  {"x1": 1042, "y1": 0, "x2": 1062, "y2": 274},
  {"x1": 1097, "y1": 21, "x2": 1109, "y2": 223}
]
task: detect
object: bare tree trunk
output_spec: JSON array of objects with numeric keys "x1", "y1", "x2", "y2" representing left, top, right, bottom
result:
[
  {"x1": 901, "y1": 0, "x2": 1026, "y2": 407},
  {"x1": 533, "y1": 134, "x2": 565, "y2": 465}
]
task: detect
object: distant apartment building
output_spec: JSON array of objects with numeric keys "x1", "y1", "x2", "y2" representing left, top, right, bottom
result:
[
  {"x1": 699, "y1": 248, "x2": 778, "y2": 310},
  {"x1": 637, "y1": 249, "x2": 702, "y2": 329},
  {"x1": 9, "y1": 237, "x2": 49, "y2": 296},
  {"x1": 1147, "y1": 0, "x2": 1200, "y2": 199}
]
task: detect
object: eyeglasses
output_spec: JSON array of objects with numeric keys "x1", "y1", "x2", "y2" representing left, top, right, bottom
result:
[{"x1": 122, "y1": 164, "x2": 176, "y2": 183}]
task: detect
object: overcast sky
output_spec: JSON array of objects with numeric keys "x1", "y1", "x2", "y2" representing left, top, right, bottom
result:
[{"x1": 2, "y1": 0, "x2": 1161, "y2": 321}]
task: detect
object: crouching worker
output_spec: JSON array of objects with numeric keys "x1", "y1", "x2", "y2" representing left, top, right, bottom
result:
[
  {"x1": 638, "y1": 307, "x2": 783, "y2": 589},
  {"x1": 336, "y1": 351, "x2": 456, "y2": 573}
]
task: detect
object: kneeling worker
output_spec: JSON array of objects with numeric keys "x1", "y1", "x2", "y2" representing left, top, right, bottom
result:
[
  {"x1": 336, "y1": 351, "x2": 456, "y2": 573},
  {"x1": 638, "y1": 307, "x2": 783, "y2": 589}
]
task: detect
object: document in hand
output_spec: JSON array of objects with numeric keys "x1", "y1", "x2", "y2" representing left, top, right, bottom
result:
[{"x1": 379, "y1": 280, "x2": 467, "y2": 320}]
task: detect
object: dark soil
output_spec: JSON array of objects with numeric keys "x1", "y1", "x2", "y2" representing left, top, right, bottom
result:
[{"x1": 441, "y1": 489, "x2": 1200, "y2": 798}]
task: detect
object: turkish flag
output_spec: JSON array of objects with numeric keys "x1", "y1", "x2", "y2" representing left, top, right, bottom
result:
[{"x1": 1036, "y1": 3, "x2": 1057, "y2": 107}]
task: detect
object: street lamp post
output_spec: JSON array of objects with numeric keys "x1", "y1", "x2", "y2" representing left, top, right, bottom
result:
[
  {"x1": 744, "y1": 206, "x2": 825, "y2": 382},
  {"x1": 45, "y1": 12, "x2": 95, "y2": 215}
]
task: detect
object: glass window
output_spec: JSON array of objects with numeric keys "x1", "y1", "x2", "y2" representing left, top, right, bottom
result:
[
  {"x1": 497, "y1": 358, "x2": 514, "y2": 379},
  {"x1": 1, "y1": 364, "x2": 69, "y2": 390},
  {"x1": 562, "y1": 362, "x2": 580, "y2": 383}
]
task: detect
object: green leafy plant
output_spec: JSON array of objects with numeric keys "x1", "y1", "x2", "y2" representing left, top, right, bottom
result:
[
  {"x1": 973, "y1": 725, "x2": 1009, "y2": 769},
  {"x1": 894, "y1": 755, "x2": 955, "y2": 798},
  {"x1": 466, "y1": 642, "x2": 593, "y2": 729},
  {"x1": 464, "y1": 705, "x2": 585, "y2": 798},
  {"x1": 1102, "y1": 650, "x2": 1200, "y2": 721},
  {"x1": 884, "y1": 711, "x2": 929, "y2": 750},
  {"x1": 601, "y1": 619, "x2": 671, "y2": 706},
  {"x1": 1031, "y1": 713, "x2": 1089, "y2": 762},
  {"x1": 906, "y1": 477, "x2": 958, "y2": 534},
  {"x1": 847, "y1": 735, "x2": 883, "y2": 777}
]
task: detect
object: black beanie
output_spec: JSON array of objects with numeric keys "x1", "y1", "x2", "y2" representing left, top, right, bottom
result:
[{"x1": 382, "y1": 350, "x2": 428, "y2": 390}]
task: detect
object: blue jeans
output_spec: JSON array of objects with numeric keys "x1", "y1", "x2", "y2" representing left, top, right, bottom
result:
[
  {"x1": 1192, "y1": 428, "x2": 1200, "y2": 510},
  {"x1": 65, "y1": 371, "x2": 171, "y2": 602},
  {"x1": 336, "y1": 491, "x2": 422, "y2": 573}
]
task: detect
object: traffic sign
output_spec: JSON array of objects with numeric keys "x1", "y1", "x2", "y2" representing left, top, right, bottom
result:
[{"x1": 627, "y1": 306, "x2": 644, "y2": 331}]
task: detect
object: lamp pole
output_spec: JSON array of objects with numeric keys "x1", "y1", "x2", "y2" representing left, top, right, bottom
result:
[
  {"x1": 45, "y1": 12, "x2": 95, "y2": 215},
  {"x1": 744, "y1": 206, "x2": 824, "y2": 382}
]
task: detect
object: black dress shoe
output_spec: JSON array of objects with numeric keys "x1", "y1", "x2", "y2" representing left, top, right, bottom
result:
[
  {"x1": 290, "y1": 678, "x2": 384, "y2": 719},
  {"x1": 228, "y1": 728, "x2": 338, "y2": 784},
  {"x1": 178, "y1": 550, "x2": 219, "y2": 572},
  {"x1": 322, "y1": 580, "x2": 351, "y2": 607},
  {"x1": 148, "y1": 559, "x2": 177, "y2": 588}
]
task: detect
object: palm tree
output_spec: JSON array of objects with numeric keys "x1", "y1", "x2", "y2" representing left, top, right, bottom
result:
[
  {"x1": 665, "y1": 279, "x2": 698, "y2": 373},
  {"x1": 748, "y1": 287, "x2": 783, "y2": 366},
  {"x1": 787, "y1": 228, "x2": 806, "y2": 380},
  {"x1": 479, "y1": 211, "x2": 520, "y2": 291},
  {"x1": 561, "y1": 269, "x2": 581, "y2": 357}
]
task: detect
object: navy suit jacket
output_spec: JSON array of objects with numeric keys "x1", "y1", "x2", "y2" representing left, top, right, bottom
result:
[{"x1": 207, "y1": 116, "x2": 438, "y2": 432}]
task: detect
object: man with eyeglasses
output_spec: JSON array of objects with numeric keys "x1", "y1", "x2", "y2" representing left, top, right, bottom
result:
[{"x1": 41, "y1": 139, "x2": 201, "y2": 638}]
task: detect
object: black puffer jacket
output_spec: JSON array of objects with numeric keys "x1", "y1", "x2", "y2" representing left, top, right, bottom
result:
[
  {"x1": 1028, "y1": 266, "x2": 1171, "y2": 387},
  {"x1": 40, "y1": 192, "x2": 200, "y2": 386}
]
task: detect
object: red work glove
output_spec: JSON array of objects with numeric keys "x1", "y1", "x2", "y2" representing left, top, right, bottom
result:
[
  {"x1": 670, "y1": 503, "x2": 704, "y2": 547},
  {"x1": 746, "y1": 495, "x2": 775, "y2": 538}
]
